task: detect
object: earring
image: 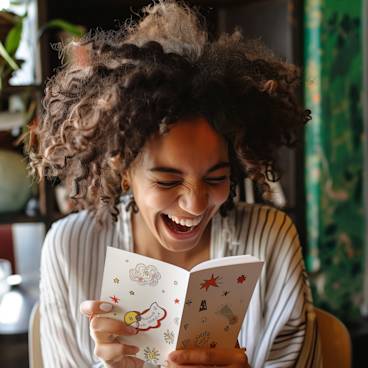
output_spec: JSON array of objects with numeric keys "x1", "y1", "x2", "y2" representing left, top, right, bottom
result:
[
  {"x1": 126, "y1": 194, "x2": 139, "y2": 213},
  {"x1": 122, "y1": 179, "x2": 139, "y2": 213}
]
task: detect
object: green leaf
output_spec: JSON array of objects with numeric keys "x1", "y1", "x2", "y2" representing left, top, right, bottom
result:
[
  {"x1": 0, "y1": 40, "x2": 19, "y2": 70},
  {"x1": 39, "y1": 19, "x2": 86, "y2": 38},
  {"x1": 5, "y1": 20, "x2": 23, "y2": 55},
  {"x1": 9, "y1": 1, "x2": 25, "y2": 5}
]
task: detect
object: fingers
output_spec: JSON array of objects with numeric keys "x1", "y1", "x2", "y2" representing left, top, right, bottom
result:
[
  {"x1": 80, "y1": 300, "x2": 114, "y2": 316},
  {"x1": 90, "y1": 317, "x2": 138, "y2": 342},
  {"x1": 168, "y1": 348, "x2": 248, "y2": 366},
  {"x1": 95, "y1": 343, "x2": 139, "y2": 361},
  {"x1": 94, "y1": 343, "x2": 143, "y2": 367}
]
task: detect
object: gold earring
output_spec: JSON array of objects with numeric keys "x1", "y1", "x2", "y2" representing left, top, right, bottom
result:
[{"x1": 122, "y1": 179, "x2": 130, "y2": 192}]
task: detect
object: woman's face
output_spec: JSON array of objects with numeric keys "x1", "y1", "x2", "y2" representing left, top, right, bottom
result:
[{"x1": 127, "y1": 116, "x2": 230, "y2": 253}]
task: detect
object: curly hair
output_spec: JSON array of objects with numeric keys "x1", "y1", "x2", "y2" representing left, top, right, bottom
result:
[{"x1": 29, "y1": 0, "x2": 311, "y2": 221}]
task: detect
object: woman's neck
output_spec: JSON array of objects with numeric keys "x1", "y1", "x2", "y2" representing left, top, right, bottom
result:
[{"x1": 131, "y1": 212, "x2": 211, "y2": 270}]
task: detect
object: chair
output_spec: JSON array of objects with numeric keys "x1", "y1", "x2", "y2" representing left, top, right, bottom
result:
[
  {"x1": 29, "y1": 302, "x2": 43, "y2": 368},
  {"x1": 315, "y1": 307, "x2": 352, "y2": 368}
]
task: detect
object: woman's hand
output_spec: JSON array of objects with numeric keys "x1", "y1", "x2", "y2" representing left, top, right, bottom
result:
[
  {"x1": 168, "y1": 347, "x2": 249, "y2": 368},
  {"x1": 80, "y1": 300, "x2": 144, "y2": 368}
]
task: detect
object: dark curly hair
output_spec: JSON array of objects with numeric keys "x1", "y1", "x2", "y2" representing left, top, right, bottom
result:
[{"x1": 29, "y1": 1, "x2": 310, "y2": 221}]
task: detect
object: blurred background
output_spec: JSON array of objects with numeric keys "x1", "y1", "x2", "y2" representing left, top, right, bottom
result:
[{"x1": 0, "y1": 0, "x2": 366, "y2": 367}]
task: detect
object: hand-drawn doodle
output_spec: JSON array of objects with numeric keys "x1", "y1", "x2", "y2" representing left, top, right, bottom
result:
[
  {"x1": 199, "y1": 300, "x2": 207, "y2": 312},
  {"x1": 129, "y1": 263, "x2": 161, "y2": 286},
  {"x1": 129, "y1": 290, "x2": 135, "y2": 295},
  {"x1": 210, "y1": 341, "x2": 217, "y2": 348},
  {"x1": 222, "y1": 290, "x2": 230, "y2": 296},
  {"x1": 195, "y1": 331, "x2": 210, "y2": 347},
  {"x1": 174, "y1": 281, "x2": 178, "y2": 285},
  {"x1": 181, "y1": 339, "x2": 191, "y2": 349},
  {"x1": 217, "y1": 304, "x2": 238, "y2": 325},
  {"x1": 237, "y1": 274, "x2": 246, "y2": 284},
  {"x1": 174, "y1": 317, "x2": 180, "y2": 325},
  {"x1": 200, "y1": 274, "x2": 221, "y2": 291},
  {"x1": 185, "y1": 299, "x2": 192, "y2": 306},
  {"x1": 123, "y1": 302, "x2": 167, "y2": 331},
  {"x1": 113, "y1": 277, "x2": 120, "y2": 284},
  {"x1": 174, "y1": 298, "x2": 180, "y2": 304},
  {"x1": 110, "y1": 295, "x2": 120, "y2": 304},
  {"x1": 144, "y1": 347, "x2": 160, "y2": 364},
  {"x1": 201, "y1": 317, "x2": 207, "y2": 324},
  {"x1": 162, "y1": 360, "x2": 169, "y2": 368},
  {"x1": 163, "y1": 329, "x2": 175, "y2": 344}
]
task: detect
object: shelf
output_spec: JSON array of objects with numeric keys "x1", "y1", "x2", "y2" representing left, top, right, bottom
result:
[
  {"x1": 0, "y1": 212, "x2": 46, "y2": 225},
  {"x1": 0, "y1": 84, "x2": 42, "y2": 96}
]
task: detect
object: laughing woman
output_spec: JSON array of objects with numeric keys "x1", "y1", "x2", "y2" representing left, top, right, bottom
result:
[{"x1": 29, "y1": 1, "x2": 321, "y2": 367}]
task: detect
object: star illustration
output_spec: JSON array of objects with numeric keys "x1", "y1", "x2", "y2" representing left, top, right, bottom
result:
[
  {"x1": 237, "y1": 275, "x2": 246, "y2": 284},
  {"x1": 129, "y1": 290, "x2": 135, "y2": 295},
  {"x1": 174, "y1": 298, "x2": 180, "y2": 304},
  {"x1": 200, "y1": 274, "x2": 220, "y2": 291},
  {"x1": 110, "y1": 295, "x2": 120, "y2": 304},
  {"x1": 113, "y1": 277, "x2": 120, "y2": 284}
]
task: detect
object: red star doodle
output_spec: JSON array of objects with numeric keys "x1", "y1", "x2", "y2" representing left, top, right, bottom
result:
[
  {"x1": 174, "y1": 298, "x2": 180, "y2": 304},
  {"x1": 200, "y1": 274, "x2": 220, "y2": 291},
  {"x1": 237, "y1": 275, "x2": 246, "y2": 284},
  {"x1": 110, "y1": 295, "x2": 120, "y2": 304}
]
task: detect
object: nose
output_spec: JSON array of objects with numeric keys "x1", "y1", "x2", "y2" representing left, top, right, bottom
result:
[{"x1": 178, "y1": 185, "x2": 208, "y2": 216}]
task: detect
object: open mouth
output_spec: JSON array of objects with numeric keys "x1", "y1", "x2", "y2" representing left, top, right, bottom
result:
[{"x1": 161, "y1": 214, "x2": 201, "y2": 234}]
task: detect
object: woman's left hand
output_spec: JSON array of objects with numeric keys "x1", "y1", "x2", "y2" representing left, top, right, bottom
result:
[{"x1": 168, "y1": 347, "x2": 249, "y2": 368}]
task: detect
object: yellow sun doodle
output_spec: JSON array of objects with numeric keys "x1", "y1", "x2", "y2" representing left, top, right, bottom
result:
[{"x1": 124, "y1": 311, "x2": 140, "y2": 326}]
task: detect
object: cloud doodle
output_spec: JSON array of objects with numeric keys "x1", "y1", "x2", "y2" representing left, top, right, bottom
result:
[{"x1": 129, "y1": 263, "x2": 161, "y2": 286}]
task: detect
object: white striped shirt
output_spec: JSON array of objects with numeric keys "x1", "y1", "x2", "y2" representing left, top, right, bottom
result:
[{"x1": 40, "y1": 201, "x2": 322, "y2": 367}]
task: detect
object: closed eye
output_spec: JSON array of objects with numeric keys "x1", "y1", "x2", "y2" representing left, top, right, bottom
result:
[
  {"x1": 205, "y1": 176, "x2": 228, "y2": 184},
  {"x1": 156, "y1": 181, "x2": 181, "y2": 188}
]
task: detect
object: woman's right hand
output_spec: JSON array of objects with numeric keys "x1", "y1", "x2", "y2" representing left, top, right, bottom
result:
[{"x1": 80, "y1": 300, "x2": 144, "y2": 368}]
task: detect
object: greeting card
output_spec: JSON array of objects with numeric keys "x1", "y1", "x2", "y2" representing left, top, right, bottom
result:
[{"x1": 99, "y1": 247, "x2": 263, "y2": 366}]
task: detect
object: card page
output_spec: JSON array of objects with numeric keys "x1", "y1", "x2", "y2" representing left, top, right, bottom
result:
[
  {"x1": 99, "y1": 247, "x2": 190, "y2": 366},
  {"x1": 177, "y1": 261, "x2": 263, "y2": 350}
]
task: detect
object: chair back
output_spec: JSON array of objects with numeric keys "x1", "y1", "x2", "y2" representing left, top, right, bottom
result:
[
  {"x1": 29, "y1": 302, "x2": 43, "y2": 368},
  {"x1": 315, "y1": 307, "x2": 352, "y2": 368}
]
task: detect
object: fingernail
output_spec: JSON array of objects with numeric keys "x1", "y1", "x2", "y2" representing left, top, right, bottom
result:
[
  {"x1": 99, "y1": 303, "x2": 113, "y2": 312},
  {"x1": 133, "y1": 346, "x2": 140, "y2": 353},
  {"x1": 168, "y1": 351, "x2": 179, "y2": 362},
  {"x1": 127, "y1": 326, "x2": 138, "y2": 334}
]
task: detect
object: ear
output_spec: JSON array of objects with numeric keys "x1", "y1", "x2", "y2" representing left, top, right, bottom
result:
[{"x1": 121, "y1": 171, "x2": 131, "y2": 192}]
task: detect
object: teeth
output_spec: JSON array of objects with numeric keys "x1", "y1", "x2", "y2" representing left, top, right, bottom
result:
[{"x1": 167, "y1": 214, "x2": 202, "y2": 227}]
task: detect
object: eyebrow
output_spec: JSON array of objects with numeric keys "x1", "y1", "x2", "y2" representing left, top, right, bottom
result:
[{"x1": 149, "y1": 161, "x2": 230, "y2": 175}]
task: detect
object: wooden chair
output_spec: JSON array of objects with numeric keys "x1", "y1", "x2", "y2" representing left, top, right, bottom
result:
[
  {"x1": 29, "y1": 302, "x2": 43, "y2": 368},
  {"x1": 315, "y1": 307, "x2": 352, "y2": 368}
]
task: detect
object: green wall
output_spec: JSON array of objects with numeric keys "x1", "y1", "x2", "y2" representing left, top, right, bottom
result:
[{"x1": 304, "y1": 0, "x2": 364, "y2": 321}]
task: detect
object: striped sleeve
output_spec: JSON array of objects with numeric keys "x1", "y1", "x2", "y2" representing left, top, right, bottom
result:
[
  {"x1": 39, "y1": 216, "x2": 104, "y2": 368},
  {"x1": 260, "y1": 211, "x2": 322, "y2": 367},
  {"x1": 228, "y1": 206, "x2": 322, "y2": 368}
]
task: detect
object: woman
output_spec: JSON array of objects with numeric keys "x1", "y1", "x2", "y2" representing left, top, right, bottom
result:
[{"x1": 29, "y1": 2, "x2": 321, "y2": 367}]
